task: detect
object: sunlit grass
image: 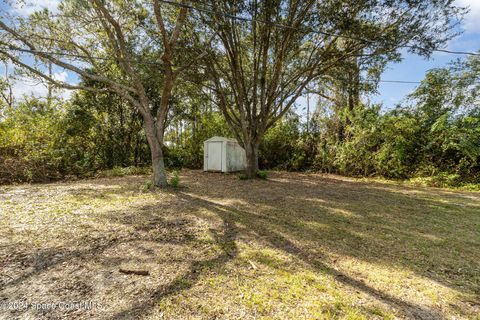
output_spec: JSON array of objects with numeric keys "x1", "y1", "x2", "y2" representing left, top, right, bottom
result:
[{"x1": 0, "y1": 170, "x2": 478, "y2": 319}]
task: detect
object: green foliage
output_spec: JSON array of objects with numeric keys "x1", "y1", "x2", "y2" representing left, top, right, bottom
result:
[
  {"x1": 61, "y1": 89, "x2": 151, "y2": 172},
  {"x1": 238, "y1": 173, "x2": 248, "y2": 180},
  {"x1": 312, "y1": 104, "x2": 379, "y2": 176},
  {"x1": 0, "y1": 92, "x2": 153, "y2": 183},
  {"x1": 256, "y1": 170, "x2": 268, "y2": 180},
  {"x1": 259, "y1": 114, "x2": 317, "y2": 171},
  {"x1": 259, "y1": 115, "x2": 301, "y2": 170},
  {"x1": 311, "y1": 101, "x2": 479, "y2": 185},
  {"x1": 0, "y1": 85, "x2": 230, "y2": 183},
  {"x1": 301, "y1": 55, "x2": 480, "y2": 187},
  {"x1": 97, "y1": 166, "x2": 151, "y2": 178},
  {"x1": 1, "y1": 52, "x2": 478, "y2": 189},
  {"x1": 0, "y1": 98, "x2": 65, "y2": 183},
  {"x1": 141, "y1": 179, "x2": 153, "y2": 192},
  {"x1": 373, "y1": 112, "x2": 420, "y2": 179},
  {"x1": 170, "y1": 170, "x2": 180, "y2": 188},
  {"x1": 163, "y1": 147, "x2": 188, "y2": 169}
]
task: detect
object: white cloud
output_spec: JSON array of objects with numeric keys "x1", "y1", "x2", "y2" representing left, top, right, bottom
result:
[
  {"x1": 456, "y1": 0, "x2": 480, "y2": 34},
  {"x1": 1, "y1": 61, "x2": 74, "y2": 101},
  {"x1": 11, "y1": 71, "x2": 72, "y2": 101},
  {"x1": 52, "y1": 71, "x2": 68, "y2": 83},
  {"x1": 12, "y1": 81, "x2": 72, "y2": 101},
  {"x1": 13, "y1": 79, "x2": 48, "y2": 99},
  {"x1": 12, "y1": 0, "x2": 60, "y2": 16}
]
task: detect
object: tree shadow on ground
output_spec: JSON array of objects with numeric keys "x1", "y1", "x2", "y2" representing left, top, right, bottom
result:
[
  {"x1": 175, "y1": 191, "x2": 447, "y2": 320},
  {"x1": 171, "y1": 171, "x2": 480, "y2": 318},
  {"x1": 0, "y1": 189, "x2": 238, "y2": 320},
  {"x1": 1, "y1": 171, "x2": 478, "y2": 319},
  {"x1": 264, "y1": 174, "x2": 480, "y2": 295},
  {"x1": 108, "y1": 201, "x2": 238, "y2": 319}
]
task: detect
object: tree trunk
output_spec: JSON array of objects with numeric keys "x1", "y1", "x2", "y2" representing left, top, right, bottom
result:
[
  {"x1": 144, "y1": 121, "x2": 168, "y2": 187},
  {"x1": 245, "y1": 141, "x2": 259, "y2": 179},
  {"x1": 152, "y1": 146, "x2": 168, "y2": 187}
]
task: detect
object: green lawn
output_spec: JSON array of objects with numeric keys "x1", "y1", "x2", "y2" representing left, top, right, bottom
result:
[{"x1": 0, "y1": 170, "x2": 479, "y2": 319}]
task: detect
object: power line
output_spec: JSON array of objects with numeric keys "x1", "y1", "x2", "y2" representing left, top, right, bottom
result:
[
  {"x1": 378, "y1": 80, "x2": 421, "y2": 84},
  {"x1": 1, "y1": 0, "x2": 479, "y2": 72},
  {"x1": 0, "y1": 44, "x2": 167, "y2": 67},
  {"x1": 158, "y1": 0, "x2": 480, "y2": 57},
  {"x1": 363, "y1": 78, "x2": 478, "y2": 85},
  {"x1": 2, "y1": 46, "x2": 478, "y2": 86}
]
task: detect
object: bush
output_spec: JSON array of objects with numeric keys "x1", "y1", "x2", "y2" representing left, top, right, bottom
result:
[
  {"x1": 170, "y1": 170, "x2": 180, "y2": 187},
  {"x1": 256, "y1": 170, "x2": 268, "y2": 180},
  {"x1": 259, "y1": 115, "x2": 301, "y2": 170},
  {"x1": 0, "y1": 99, "x2": 65, "y2": 183},
  {"x1": 238, "y1": 173, "x2": 248, "y2": 180},
  {"x1": 140, "y1": 179, "x2": 153, "y2": 192}
]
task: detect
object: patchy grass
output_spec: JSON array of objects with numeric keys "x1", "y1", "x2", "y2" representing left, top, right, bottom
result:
[
  {"x1": 0, "y1": 170, "x2": 479, "y2": 319},
  {"x1": 95, "y1": 166, "x2": 151, "y2": 179}
]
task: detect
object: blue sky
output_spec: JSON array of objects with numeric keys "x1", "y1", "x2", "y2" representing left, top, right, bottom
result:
[
  {"x1": 372, "y1": 0, "x2": 480, "y2": 109},
  {"x1": 1, "y1": 0, "x2": 479, "y2": 109},
  {"x1": 374, "y1": 32, "x2": 480, "y2": 109}
]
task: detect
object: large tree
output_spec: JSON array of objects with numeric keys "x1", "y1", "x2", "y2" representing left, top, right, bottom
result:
[
  {"x1": 0, "y1": 0, "x2": 194, "y2": 187},
  {"x1": 200, "y1": 0, "x2": 464, "y2": 178}
]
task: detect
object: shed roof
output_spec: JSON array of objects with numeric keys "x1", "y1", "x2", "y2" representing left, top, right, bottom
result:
[{"x1": 205, "y1": 136, "x2": 238, "y2": 143}]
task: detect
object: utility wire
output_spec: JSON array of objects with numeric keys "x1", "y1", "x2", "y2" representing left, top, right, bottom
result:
[
  {"x1": 377, "y1": 80, "x2": 421, "y2": 84},
  {"x1": 1, "y1": 0, "x2": 478, "y2": 81},
  {"x1": 157, "y1": 0, "x2": 480, "y2": 57},
  {"x1": 0, "y1": 44, "x2": 167, "y2": 67},
  {"x1": 2, "y1": 46, "x2": 478, "y2": 86}
]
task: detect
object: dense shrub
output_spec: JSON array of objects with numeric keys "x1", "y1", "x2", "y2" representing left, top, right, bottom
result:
[
  {"x1": 1, "y1": 56, "x2": 478, "y2": 188},
  {"x1": 311, "y1": 104, "x2": 479, "y2": 185},
  {"x1": 256, "y1": 170, "x2": 268, "y2": 180},
  {"x1": 0, "y1": 99, "x2": 65, "y2": 183},
  {"x1": 259, "y1": 114, "x2": 317, "y2": 171}
]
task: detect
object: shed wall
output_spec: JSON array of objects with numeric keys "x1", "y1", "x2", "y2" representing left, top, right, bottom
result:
[
  {"x1": 204, "y1": 137, "x2": 246, "y2": 173},
  {"x1": 226, "y1": 142, "x2": 246, "y2": 172}
]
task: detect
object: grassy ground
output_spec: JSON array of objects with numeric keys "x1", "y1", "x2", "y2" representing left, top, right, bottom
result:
[{"x1": 0, "y1": 170, "x2": 479, "y2": 319}]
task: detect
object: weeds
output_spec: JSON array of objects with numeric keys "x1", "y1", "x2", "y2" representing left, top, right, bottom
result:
[
  {"x1": 170, "y1": 170, "x2": 180, "y2": 187},
  {"x1": 238, "y1": 173, "x2": 248, "y2": 180},
  {"x1": 256, "y1": 170, "x2": 268, "y2": 180}
]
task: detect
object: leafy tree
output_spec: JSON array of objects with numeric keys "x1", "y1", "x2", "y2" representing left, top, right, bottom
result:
[
  {"x1": 0, "y1": 61, "x2": 14, "y2": 116},
  {"x1": 0, "y1": 0, "x2": 195, "y2": 187},
  {"x1": 62, "y1": 87, "x2": 150, "y2": 172},
  {"x1": 406, "y1": 54, "x2": 480, "y2": 179},
  {"x1": 259, "y1": 113, "x2": 304, "y2": 170},
  {"x1": 311, "y1": 53, "x2": 479, "y2": 184},
  {"x1": 0, "y1": 98, "x2": 64, "y2": 183},
  {"x1": 409, "y1": 55, "x2": 480, "y2": 119},
  {"x1": 202, "y1": 0, "x2": 464, "y2": 178}
]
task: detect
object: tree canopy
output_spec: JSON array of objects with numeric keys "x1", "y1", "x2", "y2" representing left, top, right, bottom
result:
[
  {"x1": 0, "y1": 0, "x2": 473, "y2": 185},
  {"x1": 200, "y1": 0, "x2": 464, "y2": 177}
]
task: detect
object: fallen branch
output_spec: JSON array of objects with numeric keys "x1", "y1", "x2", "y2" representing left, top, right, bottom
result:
[{"x1": 119, "y1": 268, "x2": 150, "y2": 276}]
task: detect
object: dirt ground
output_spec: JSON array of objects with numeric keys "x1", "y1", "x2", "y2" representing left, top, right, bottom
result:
[{"x1": 0, "y1": 170, "x2": 479, "y2": 319}]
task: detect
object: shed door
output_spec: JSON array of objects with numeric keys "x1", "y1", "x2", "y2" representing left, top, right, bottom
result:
[{"x1": 207, "y1": 142, "x2": 222, "y2": 171}]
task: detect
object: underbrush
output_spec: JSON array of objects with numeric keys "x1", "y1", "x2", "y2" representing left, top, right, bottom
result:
[
  {"x1": 0, "y1": 162, "x2": 152, "y2": 185},
  {"x1": 95, "y1": 166, "x2": 151, "y2": 178},
  {"x1": 408, "y1": 174, "x2": 480, "y2": 191}
]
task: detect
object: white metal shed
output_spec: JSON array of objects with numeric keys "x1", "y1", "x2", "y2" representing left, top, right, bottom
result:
[{"x1": 204, "y1": 136, "x2": 246, "y2": 173}]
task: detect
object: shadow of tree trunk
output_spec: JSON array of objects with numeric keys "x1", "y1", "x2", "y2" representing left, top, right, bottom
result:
[
  {"x1": 177, "y1": 191, "x2": 445, "y2": 320},
  {"x1": 110, "y1": 197, "x2": 238, "y2": 319}
]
